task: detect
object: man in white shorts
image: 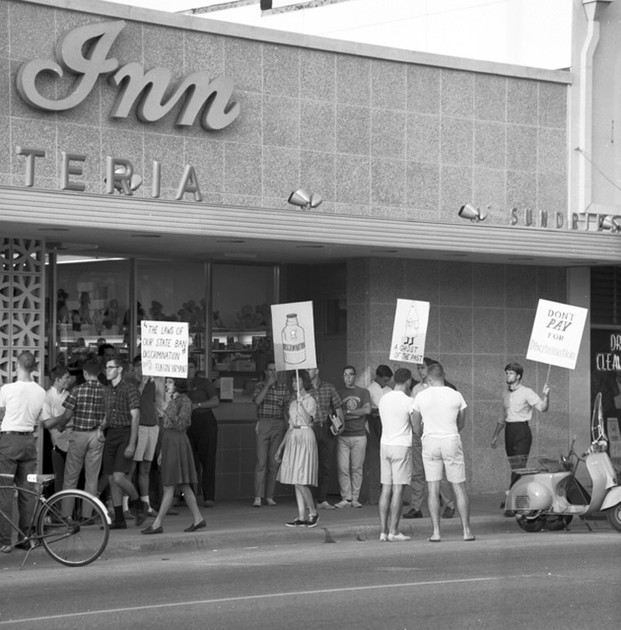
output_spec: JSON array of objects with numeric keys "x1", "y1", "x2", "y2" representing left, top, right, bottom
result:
[
  {"x1": 377, "y1": 368, "x2": 415, "y2": 542},
  {"x1": 411, "y1": 363, "x2": 474, "y2": 543},
  {"x1": 128, "y1": 357, "x2": 166, "y2": 516}
]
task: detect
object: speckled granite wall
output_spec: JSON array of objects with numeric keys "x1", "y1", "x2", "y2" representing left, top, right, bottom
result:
[
  {"x1": 0, "y1": 1, "x2": 567, "y2": 225},
  {"x1": 348, "y1": 258, "x2": 570, "y2": 493}
]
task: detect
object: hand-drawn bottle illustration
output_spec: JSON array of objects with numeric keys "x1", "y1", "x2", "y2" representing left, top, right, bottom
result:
[
  {"x1": 404, "y1": 303, "x2": 419, "y2": 344},
  {"x1": 282, "y1": 313, "x2": 306, "y2": 365}
]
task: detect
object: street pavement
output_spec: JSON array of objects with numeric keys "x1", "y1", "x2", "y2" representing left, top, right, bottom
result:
[{"x1": 92, "y1": 491, "x2": 608, "y2": 559}]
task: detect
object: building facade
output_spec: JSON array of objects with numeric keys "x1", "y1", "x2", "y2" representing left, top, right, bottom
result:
[{"x1": 1, "y1": 0, "x2": 619, "y2": 498}]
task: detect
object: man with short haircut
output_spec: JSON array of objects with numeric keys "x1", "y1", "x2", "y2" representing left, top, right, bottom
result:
[
  {"x1": 44, "y1": 358, "x2": 106, "y2": 519},
  {"x1": 378, "y1": 367, "x2": 415, "y2": 542},
  {"x1": 0, "y1": 352, "x2": 46, "y2": 553},
  {"x1": 412, "y1": 363, "x2": 474, "y2": 542},
  {"x1": 404, "y1": 358, "x2": 457, "y2": 520},
  {"x1": 128, "y1": 356, "x2": 165, "y2": 515},
  {"x1": 252, "y1": 361, "x2": 288, "y2": 507},
  {"x1": 491, "y1": 362, "x2": 550, "y2": 488},
  {"x1": 97, "y1": 343, "x2": 116, "y2": 385},
  {"x1": 367, "y1": 365, "x2": 393, "y2": 442},
  {"x1": 335, "y1": 365, "x2": 371, "y2": 508},
  {"x1": 308, "y1": 368, "x2": 344, "y2": 510},
  {"x1": 101, "y1": 358, "x2": 144, "y2": 529},
  {"x1": 42, "y1": 366, "x2": 73, "y2": 493}
]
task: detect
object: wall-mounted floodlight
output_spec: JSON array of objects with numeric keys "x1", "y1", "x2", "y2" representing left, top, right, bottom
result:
[
  {"x1": 601, "y1": 215, "x2": 621, "y2": 232},
  {"x1": 458, "y1": 203, "x2": 488, "y2": 222},
  {"x1": 288, "y1": 189, "x2": 323, "y2": 210}
]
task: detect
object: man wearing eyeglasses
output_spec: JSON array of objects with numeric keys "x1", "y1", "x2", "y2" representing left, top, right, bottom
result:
[{"x1": 101, "y1": 359, "x2": 144, "y2": 529}]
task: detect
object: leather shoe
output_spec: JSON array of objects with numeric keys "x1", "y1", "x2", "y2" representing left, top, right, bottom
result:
[
  {"x1": 184, "y1": 520, "x2": 206, "y2": 532},
  {"x1": 109, "y1": 520, "x2": 127, "y2": 530},
  {"x1": 403, "y1": 508, "x2": 423, "y2": 519},
  {"x1": 141, "y1": 525, "x2": 163, "y2": 535},
  {"x1": 442, "y1": 506, "x2": 455, "y2": 519}
]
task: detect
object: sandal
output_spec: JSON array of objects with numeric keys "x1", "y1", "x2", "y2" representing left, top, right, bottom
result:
[{"x1": 0, "y1": 544, "x2": 12, "y2": 553}]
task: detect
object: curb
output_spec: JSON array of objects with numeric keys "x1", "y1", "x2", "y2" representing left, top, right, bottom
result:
[{"x1": 98, "y1": 513, "x2": 519, "y2": 559}]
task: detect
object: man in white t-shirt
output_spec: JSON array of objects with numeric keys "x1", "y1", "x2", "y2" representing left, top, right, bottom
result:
[
  {"x1": 377, "y1": 368, "x2": 415, "y2": 542},
  {"x1": 0, "y1": 351, "x2": 47, "y2": 553},
  {"x1": 412, "y1": 363, "x2": 474, "y2": 543},
  {"x1": 367, "y1": 365, "x2": 392, "y2": 442}
]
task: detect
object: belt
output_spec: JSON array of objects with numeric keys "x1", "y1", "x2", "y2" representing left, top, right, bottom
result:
[
  {"x1": 258, "y1": 417, "x2": 282, "y2": 421},
  {"x1": 73, "y1": 427, "x2": 99, "y2": 432},
  {"x1": 0, "y1": 431, "x2": 34, "y2": 436},
  {"x1": 293, "y1": 426, "x2": 311, "y2": 430}
]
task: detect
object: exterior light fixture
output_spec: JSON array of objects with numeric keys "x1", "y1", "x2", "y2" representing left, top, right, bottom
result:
[
  {"x1": 458, "y1": 203, "x2": 488, "y2": 222},
  {"x1": 601, "y1": 215, "x2": 621, "y2": 232},
  {"x1": 287, "y1": 189, "x2": 323, "y2": 210}
]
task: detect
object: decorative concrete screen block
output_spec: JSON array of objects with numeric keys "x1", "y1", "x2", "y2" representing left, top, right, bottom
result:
[{"x1": 0, "y1": 238, "x2": 45, "y2": 383}]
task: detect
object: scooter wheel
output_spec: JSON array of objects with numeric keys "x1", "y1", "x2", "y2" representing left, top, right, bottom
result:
[
  {"x1": 516, "y1": 514, "x2": 545, "y2": 532},
  {"x1": 544, "y1": 515, "x2": 572, "y2": 531},
  {"x1": 605, "y1": 504, "x2": 621, "y2": 532}
]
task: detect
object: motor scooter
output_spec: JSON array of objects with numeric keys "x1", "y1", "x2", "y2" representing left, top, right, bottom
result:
[{"x1": 505, "y1": 393, "x2": 621, "y2": 533}]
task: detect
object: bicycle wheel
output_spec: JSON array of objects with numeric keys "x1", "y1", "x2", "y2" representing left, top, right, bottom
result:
[{"x1": 37, "y1": 490, "x2": 109, "y2": 567}]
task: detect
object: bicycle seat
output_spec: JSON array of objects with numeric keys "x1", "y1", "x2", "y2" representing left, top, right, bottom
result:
[{"x1": 26, "y1": 474, "x2": 56, "y2": 485}]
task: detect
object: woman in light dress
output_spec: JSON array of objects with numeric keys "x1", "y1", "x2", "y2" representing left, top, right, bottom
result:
[{"x1": 276, "y1": 370, "x2": 319, "y2": 528}]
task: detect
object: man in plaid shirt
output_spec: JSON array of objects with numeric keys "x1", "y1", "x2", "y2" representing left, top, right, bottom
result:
[
  {"x1": 101, "y1": 358, "x2": 143, "y2": 529},
  {"x1": 44, "y1": 358, "x2": 106, "y2": 519},
  {"x1": 252, "y1": 362, "x2": 288, "y2": 507},
  {"x1": 308, "y1": 368, "x2": 344, "y2": 509}
]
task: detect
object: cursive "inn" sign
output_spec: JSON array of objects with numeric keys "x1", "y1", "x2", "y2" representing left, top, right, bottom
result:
[{"x1": 15, "y1": 20, "x2": 240, "y2": 132}]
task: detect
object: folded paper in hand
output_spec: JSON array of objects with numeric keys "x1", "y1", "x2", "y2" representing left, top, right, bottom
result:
[{"x1": 329, "y1": 413, "x2": 342, "y2": 436}]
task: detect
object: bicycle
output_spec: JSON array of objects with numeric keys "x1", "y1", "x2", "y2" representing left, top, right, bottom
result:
[{"x1": 0, "y1": 472, "x2": 110, "y2": 567}]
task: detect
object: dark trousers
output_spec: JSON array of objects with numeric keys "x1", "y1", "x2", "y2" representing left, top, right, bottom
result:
[
  {"x1": 505, "y1": 422, "x2": 532, "y2": 486},
  {"x1": 0, "y1": 434, "x2": 38, "y2": 547},
  {"x1": 313, "y1": 422, "x2": 335, "y2": 502},
  {"x1": 187, "y1": 410, "x2": 218, "y2": 502}
]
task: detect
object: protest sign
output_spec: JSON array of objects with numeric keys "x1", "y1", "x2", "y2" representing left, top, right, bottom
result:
[
  {"x1": 526, "y1": 299, "x2": 588, "y2": 370},
  {"x1": 389, "y1": 299, "x2": 430, "y2": 364},
  {"x1": 271, "y1": 301, "x2": 317, "y2": 372},
  {"x1": 141, "y1": 320, "x2": 189, "y2": 377}
]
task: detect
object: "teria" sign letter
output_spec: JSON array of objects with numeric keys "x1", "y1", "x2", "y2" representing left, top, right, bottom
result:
[{"x1": 16, "y1": 21, "x2": 240, "y2": 131}]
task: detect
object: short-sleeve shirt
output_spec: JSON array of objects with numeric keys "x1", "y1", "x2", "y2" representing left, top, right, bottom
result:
[
  {"x1": 0, "y1": 381, "x2": 46, "y2": 432},
  {"x1": 412, "y1": 386, "x2": 467, "y2": 438},
  {"x1": 367, "y1": 381, "x2": 391, "y2": 411},
  {"x1": 104, "y1": 379, "x2": 140, "y2": 428},
  {"x1": 310, "y1": 379, "x2": 342, "y2": 424},
  {"x1": 188, "y1": 376, "x2": 217, "y2": 407},
  {"x1": 63, "y1": 380, "x2": 105, "y2": 431},
  {"x1": 379, "y1": 390, "x2": 415, "y2": 447},
  {"x1": 339, "y1": 386, "x2": 370, "y2": 436},
  {"x1": 503, "y1": 385, "x2": 543, "y2": 423},
  {"x1": 253, "y1": 380, "x2": 289, "y2": 419}
]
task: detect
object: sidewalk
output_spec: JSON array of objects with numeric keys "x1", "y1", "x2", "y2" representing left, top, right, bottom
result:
[{"x1": 101, "y1": 492, "x2": 517, "y2": 558}]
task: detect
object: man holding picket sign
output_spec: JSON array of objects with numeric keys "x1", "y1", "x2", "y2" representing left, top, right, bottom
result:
[{"x1": 491, "y1": 298, "x2": 588, "y2": 512}]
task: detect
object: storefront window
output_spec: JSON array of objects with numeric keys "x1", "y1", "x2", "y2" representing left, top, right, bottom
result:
[
  {"x1": 211, "y1": 263, "x2": 277, "y2": 402},
  {"x1": 136, "y1": 260, "x2": 207, "y2": 371},
  {"x1": 54, "y1": 256, "x2": 130, "y2": 376}
]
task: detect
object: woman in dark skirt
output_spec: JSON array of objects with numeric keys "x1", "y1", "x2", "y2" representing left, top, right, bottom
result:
[{"x1": 142, "y1": 378, "x2": 205, "y2": 534}]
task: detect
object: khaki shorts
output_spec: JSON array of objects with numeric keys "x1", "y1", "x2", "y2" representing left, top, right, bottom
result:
[
  {"x1": 133, "y1": 425, "x2": 159, "y2": 462},
  {"x1": 422, "y1": 434, "x2": 465, "y2": 483},
  {"x1": 380, "y1": 444, "x2": 412, "y2": 485}
]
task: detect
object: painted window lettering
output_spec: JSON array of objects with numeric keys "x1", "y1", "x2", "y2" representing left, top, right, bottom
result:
[{"x1": 15, "y1": 21, "x2": 239, "y2": 132}]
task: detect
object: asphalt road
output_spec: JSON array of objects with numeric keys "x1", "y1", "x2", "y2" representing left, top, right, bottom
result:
[{"x1": 1, "y1": 528, "x2": 620, "y2": 629}]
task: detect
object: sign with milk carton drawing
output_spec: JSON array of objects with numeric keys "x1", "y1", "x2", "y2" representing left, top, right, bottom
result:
[
  {"x1": 271, "y1": 301, "x2": 317, "y2": 372},
  {"x1": 389, "y1": 299, "x2": 430, "y2": 364}
]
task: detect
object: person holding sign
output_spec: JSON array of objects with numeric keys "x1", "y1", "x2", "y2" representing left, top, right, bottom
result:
[
  {"x1": 491, "y1": 362, "x2": 550, "y2": 491},
  {"x1": 275, "y1": 370, "x2": 320, "y2": 528},
  {"x1": 142, "y1": 378, "x2": 205, "y2": 535}
]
